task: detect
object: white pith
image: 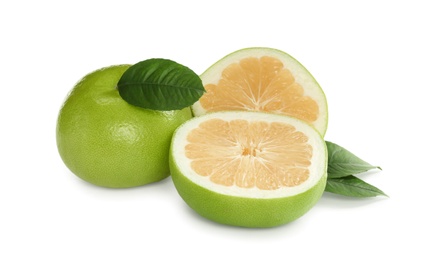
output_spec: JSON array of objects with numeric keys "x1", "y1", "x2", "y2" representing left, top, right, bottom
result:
[
  {"x1": 192, "y1": 47, "x2": 328, "y2": 136},
  {"x1": 171, "y1": 111, "x2": 327, "y2": 199}
]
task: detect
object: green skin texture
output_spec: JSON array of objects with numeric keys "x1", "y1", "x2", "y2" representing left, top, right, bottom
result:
[
  {"x1": 57, "y1": 65, "x2": 192, "y2": 188},
  {"x1": 170, "y1": 150, "x2": 328, "y2": 228}
]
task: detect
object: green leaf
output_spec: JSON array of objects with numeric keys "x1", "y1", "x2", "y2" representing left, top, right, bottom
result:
[
  {"x1": 326, "y1": 141, "x2": 381, "y2": 178},
  {"x1": 117, "y1": 58, "x2": 205, "y2": 110},
  {"x1": 325, "y1": 175, "x2": 388, "y2": 197}
]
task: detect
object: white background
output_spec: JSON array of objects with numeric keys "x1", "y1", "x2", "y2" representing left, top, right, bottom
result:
[{"x1": 1, "y1": 0, "x2": 429, "y2": 259}]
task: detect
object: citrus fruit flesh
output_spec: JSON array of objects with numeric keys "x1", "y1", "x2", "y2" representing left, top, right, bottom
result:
[
  {"x1": 192, "y1": 47, "x2": 328, "y2": 136},
  {"x1": 56, "y1": 65, "x2": 192, "y2": 188},
  {"x1": 170, "y1": 111, "x2": 327, "y2": 227}
]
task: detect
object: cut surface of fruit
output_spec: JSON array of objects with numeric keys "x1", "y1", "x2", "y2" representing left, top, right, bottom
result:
[
  {"x1": 170, "y1": 111, "x2": 327, "y2": 227},
  {"x1": 193, "y1": 47, "x2": 328, "y2": 136}
]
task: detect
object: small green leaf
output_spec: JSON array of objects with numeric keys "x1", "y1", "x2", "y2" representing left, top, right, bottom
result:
[
  {"x1": 325, "y1": 175, "x2": 387, "y2": 197},
  {"x1": 117, "y1": 58, "x2": 205, "y2": 110},
  {"x1": 326, "y1": 141, "x2": 381, "y2": 178}
]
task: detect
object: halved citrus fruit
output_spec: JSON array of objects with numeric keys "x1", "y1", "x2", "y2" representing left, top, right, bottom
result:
[
  {"x1": 169, "y1": 111, "x2": 327, "y2": 227},
  {"x1": 193, "y1": 47, "x2": 328, "y2": 136}
]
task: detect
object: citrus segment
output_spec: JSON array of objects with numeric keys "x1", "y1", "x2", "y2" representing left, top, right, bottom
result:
[
  {"x1": 185, "y1": 119, "x2": 313, "y2": 190},
  {"x1": 170, "y1": 111, "x2": 327, "y2": 227},
  {"x1": 193, "y1": 47, "x2": 328, "y2": 136}
]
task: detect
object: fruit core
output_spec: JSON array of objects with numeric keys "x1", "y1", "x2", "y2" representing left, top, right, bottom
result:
[
  {"x1": 185, "y1": 118, "x2": 313, "y2": 190},
  {"x1": 199, "y1": 56, "x2": 319, "y2": 125}
]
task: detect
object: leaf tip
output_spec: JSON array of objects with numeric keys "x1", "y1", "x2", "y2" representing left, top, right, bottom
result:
[{"x1": 379, "y1": 190, "x2": 389, "y2": 198}]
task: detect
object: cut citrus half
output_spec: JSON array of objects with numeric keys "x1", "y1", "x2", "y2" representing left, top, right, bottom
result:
[
  {"x1": 193, "y1": 47, "x2": 328, "y2": 136},
  {"x1": 169, "y1": 111, "x2": 327, "y2": 227}
]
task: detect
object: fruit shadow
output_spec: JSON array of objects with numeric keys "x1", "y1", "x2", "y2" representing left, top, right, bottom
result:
[{"x1": 73, "y1": 175, "x2": 178, "y2": 199}]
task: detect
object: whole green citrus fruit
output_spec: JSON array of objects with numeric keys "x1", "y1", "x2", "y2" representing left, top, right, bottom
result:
[{"x1": 56, "y1": 65, "x2": 192, "y2": 188}]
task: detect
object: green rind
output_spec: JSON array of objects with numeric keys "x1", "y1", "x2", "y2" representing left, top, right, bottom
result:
[
  {"x1": 169, "y1": 145, "x2": 328, "y2": 228},
  {"x1": 56, "y1": 65, "x2": 193, "y2": 188}
]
